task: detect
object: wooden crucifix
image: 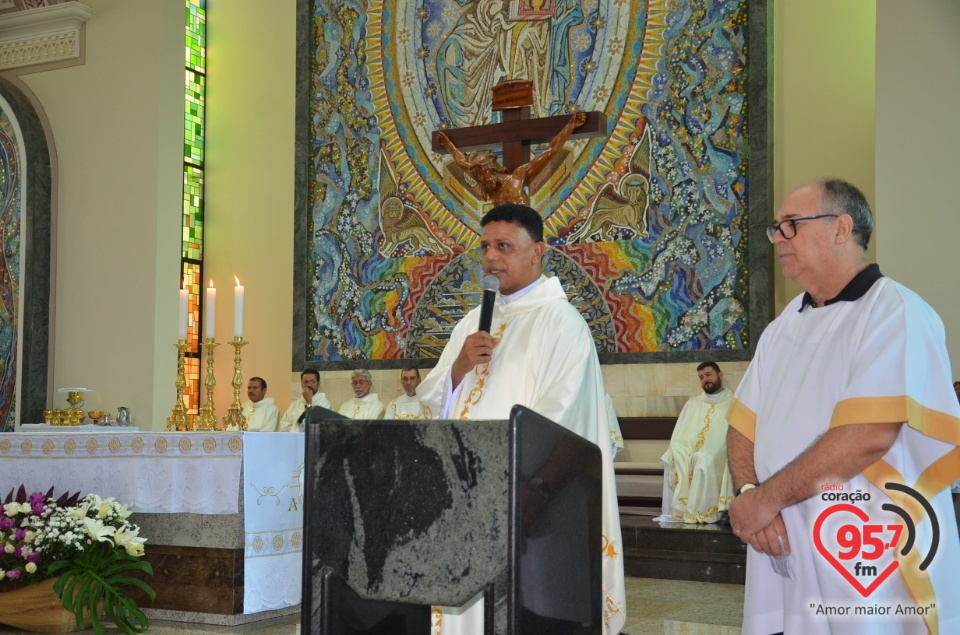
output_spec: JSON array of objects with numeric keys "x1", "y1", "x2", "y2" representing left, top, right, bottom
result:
[{"x1": 431, "y1": 79, "x2": 607, "y2": 207}]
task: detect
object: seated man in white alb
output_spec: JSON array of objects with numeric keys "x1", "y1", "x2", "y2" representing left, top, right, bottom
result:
[
  {"x1": 385, "y1": 366, "x2": 432, "y2": 420},
  {"x1": 236, "y1": 376, "x2": 279, "y2": 432},
  {"x1": 658, "y1": 361, "x2": 734, "y2": 523},
  {"x1": 338, "y1": 369, "x2": 385, "y2": 419},
  {"x1": 281, "y1": 368, "x2": 332, "y2": 432}
]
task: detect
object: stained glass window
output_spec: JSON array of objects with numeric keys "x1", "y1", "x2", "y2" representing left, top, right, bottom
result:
[{"x1": 182, "y1": 0, "x2": 206, "y2": 419}]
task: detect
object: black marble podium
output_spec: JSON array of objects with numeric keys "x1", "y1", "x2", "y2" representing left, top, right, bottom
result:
[{"x1": 300, "y1": 405, "x2": 602, "y2": 635}]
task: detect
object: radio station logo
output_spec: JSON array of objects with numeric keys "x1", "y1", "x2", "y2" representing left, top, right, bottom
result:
[{"x1": 814, "y1": 482, "x2": 940, "y2": 598}]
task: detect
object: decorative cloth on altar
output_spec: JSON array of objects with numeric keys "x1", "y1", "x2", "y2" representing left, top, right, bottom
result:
[
  {"x1": 0, "y1": 430, "x2": 305, "y2": 616},
  {"x1": 0, "y1": 431, "x2": 242, "y2": 514},
  {"x1": 241, "y1": 432, "x2": 304, "y2": 613}
]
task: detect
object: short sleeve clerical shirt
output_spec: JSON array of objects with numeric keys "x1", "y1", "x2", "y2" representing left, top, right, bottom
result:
[{"x1": 728, "y1": 277, "x2": 960, "y2": 635}]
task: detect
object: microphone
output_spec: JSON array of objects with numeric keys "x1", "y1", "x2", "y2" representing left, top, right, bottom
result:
[{"x1": 478, "y1": 274, "x2": 499, "y2": 333}]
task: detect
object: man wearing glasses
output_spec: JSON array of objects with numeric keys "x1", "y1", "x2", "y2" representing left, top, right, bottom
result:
[{"x1": 725, "y1": 180, "x2": 960, "y2": 634}]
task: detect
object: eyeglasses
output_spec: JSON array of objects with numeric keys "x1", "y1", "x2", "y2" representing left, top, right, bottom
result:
[{"x1": 765, "y1": 214, "x2": 839, "y2": 243}]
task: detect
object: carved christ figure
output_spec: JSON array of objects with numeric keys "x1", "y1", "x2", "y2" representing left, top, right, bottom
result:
[{"x1": 436, "y1": 110, "x2": 587, "y2": 207}]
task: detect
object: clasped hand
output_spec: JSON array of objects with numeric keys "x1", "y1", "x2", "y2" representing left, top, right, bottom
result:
[{"x1": 728, "y1": 488, "x2": 791, "y2": 558}]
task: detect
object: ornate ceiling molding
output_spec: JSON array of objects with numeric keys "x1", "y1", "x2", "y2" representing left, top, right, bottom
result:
[{"x1": 0, "y1": 2, "x2": 92, "y2": 70}]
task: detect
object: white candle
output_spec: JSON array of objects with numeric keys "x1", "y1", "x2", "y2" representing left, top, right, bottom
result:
[
  {"x1": 178, "y1": 286, "x2": 189, "y2": 340},
  {"x1": 234, "y1": 276, "x2": 244, "y2": 338},
  {"x1": 205, "y1": 281, "x2": 216, "y2": 340}
]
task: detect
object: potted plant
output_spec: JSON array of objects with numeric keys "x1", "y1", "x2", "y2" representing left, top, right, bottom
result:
[{"x1": 0, "y1": 486, "x2": 155, "y2": 634}]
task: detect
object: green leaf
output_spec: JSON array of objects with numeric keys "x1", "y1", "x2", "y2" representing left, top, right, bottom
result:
[
  {"x1": 50, "y1": 554, "x2": 156, "y2": 635},
  {"x1": 111, "y1": 576, "x2": 157, "y2": 598},
  {"x1": 88, "y1": 587, "x2": 102, "y2": 634}
]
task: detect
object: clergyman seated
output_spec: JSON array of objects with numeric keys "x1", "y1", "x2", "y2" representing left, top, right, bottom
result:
[
  {"x1": 658, "y1": 361, "x2": 734, "y2": 523},
  {"x1": 385, "y1": 366, "x2": 432, "y2": 420},
  {"x1": 281, "y1": 368, "x2": 332, "y2": 432},
  {"x1": 338, "y1": 369, "x2": 385, "y2": 420},
  {"x1": 237, "y1": 377, "x2": 279, "y2": 432}
]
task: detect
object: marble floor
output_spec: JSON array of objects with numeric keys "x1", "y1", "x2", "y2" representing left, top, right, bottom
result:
[{"x1": 0, "y1": 577, "x2": 741, "y2": 634}]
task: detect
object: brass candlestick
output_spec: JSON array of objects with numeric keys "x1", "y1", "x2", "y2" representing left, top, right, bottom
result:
[
  {"x1": 195, "y1": 338, "x2": 220, "y2": 430},
  {"x1": 166, "y1": 339, "x2": 191, "y2": 431},
  {"x1": 221, "y1": 336, "x2": 248, "y2": 431}
]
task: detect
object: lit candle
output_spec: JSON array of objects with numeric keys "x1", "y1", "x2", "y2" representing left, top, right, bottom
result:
[
  {"x1": 205, "y1": 280, "x2": 216, "y2": 340},
  {"x1": 234, "y1": 275, "x2": 244, "y2": 338},
  {"x1": 178, "y1": 284, "x2": 189, "y2": 340}
]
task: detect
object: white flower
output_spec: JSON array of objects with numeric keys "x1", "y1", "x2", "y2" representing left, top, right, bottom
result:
[
  {"x1": 24, "y1": 531, "x2": 35, "y2": 543},
  {"x1": 25, "y1": 562, "x2": 36, "y2": 573},
  {"x1": 4, "y1": 543, "x2": 13, "y2": 553},
  {"x1": 3, "y1": 502, "x2": 29, "y2": 517},
  {"x1": 124, "y1": 539, "x2": 145, "y2": 557},
  {"x1": 113, "y1": 503, "x2": 132, "y2": 520},
  {"x1": 82, "y1": 518, "x2": 116, "y2": 544},
  {"x1": 113, "y1": 524, "x2": 147, "y2": 557},
  {"x1": 67, "y1": 502, "x2": 91, "y2": 520}
]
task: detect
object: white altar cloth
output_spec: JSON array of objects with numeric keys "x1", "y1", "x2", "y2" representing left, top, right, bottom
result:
[
  {"x1": 241, "y1": 432, "x2": 304, "y2": 613},
  {"x1": 0, "y1": 430, "x2": 304, "y2": 615},
  {"x1": 0, "y1": 431, "x2": 243, "y2": 514}
]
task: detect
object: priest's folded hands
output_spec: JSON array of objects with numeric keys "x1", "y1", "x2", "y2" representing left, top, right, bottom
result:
[{"x1": 728, "y1": 486, "x2": 791, "y2": 558}]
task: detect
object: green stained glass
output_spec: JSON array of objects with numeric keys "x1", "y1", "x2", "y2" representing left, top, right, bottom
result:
[
  {"x1": 184, "y1": 70, "x2": 205, "y2": 166},
  {"x1": 185, "y1": 0, "x2": 206, "y2": 73},
  {"x1": 182, "y1": 166, "x2": 204, "y2": 260},
  {"x1": 183, "y1": 0, "x2": 205, "y2": 420}
]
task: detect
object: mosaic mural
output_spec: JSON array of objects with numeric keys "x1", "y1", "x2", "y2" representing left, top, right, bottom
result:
[
  {"x1": 306, "y1": 0, "x2": 759, "y2": 364},
  {"x1": 0, "y1": 106, "x2": 20, "y2": 430}
]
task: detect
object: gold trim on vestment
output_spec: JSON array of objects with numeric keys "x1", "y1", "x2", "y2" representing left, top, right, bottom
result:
[
  {"x1": 830, "y1": 395, "x2": 960, "y2": 447},
  {"x1": 688, "y1": 403, "x2": 717, "y2": 486},
  {"x1": 726, "y1": 397, "x2": 756, "y2": 442},
  {"x1": 457, "y1": 323, "x2": 507, "y2": 419},
  {"x1": 861, "y1": 458, "x2": 943, "y2": 635}
]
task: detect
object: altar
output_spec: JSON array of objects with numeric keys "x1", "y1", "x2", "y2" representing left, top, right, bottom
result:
[{"x1": 0, "y1": 429, "x2": 304, "y2": 623}]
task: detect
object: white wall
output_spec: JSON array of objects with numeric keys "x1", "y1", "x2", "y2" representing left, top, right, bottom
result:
[
  {"x1": 10, "y1": 0, "x2": 183, "y2": 426},
  {"x1": 203, "y1": 0, "x2": 297, "y2": 414},
  {"x1": 876, "y1": 0, "x2": 960, "y2": 377},
  {"x1": 772, "y1": 0, "x2": 876, "y2": 313}
]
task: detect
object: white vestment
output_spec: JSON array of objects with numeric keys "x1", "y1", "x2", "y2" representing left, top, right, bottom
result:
[
  {"x1": 605, "y1": 394, "x2": 625, "y2": 458},
  {"x1": 338, "y1": 393, "x2": 386, "y2": 420},
  {"x1": 418, "y1": 275, "x2": 626, "y2": 635},
  {"x1": 238, "y1": 397, "x2": 279, "y2": 432},
  {"x1": 729, "y1": 277, "x2": 960, "y2": 635},
  {"x1": 659, "y1": 389, "x2": 734, "y2": 523},
  {"x1": 280, "y1": 392, "x2": 332, "y2": 432},
  {"x1": 385, "y1": 394, "x2": 432, "y2": 420}
]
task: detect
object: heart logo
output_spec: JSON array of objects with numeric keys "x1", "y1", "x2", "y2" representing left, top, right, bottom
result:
[{"x1": 813, "y1": 503, "x2": 899, "y2": 597}]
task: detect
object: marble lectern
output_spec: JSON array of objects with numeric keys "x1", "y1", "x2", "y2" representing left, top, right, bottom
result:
[{"x1": 301, "y1": 405, "x2": 602, "y2": 635}]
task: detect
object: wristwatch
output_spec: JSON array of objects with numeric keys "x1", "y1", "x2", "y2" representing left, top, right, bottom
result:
[{"x1": 735, "y1": 482, "x2": 759, "y2": 496}]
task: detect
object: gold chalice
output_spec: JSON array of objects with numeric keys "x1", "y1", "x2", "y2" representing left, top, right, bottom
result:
[
  {"x1": 66, "y1": 391, "x2": 86, "y2": 410},
  {"x1": 87, "y1": 410, "x2": 104, "y2": 426}
]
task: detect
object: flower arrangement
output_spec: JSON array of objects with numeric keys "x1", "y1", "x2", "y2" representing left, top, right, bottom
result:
[{"x1": 0, "y1": 486, "x2": 155, "y2": 634}]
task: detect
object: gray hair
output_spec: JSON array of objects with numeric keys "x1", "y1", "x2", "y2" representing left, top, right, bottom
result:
[
  {"x1": 819, "y1": 179, "x2": 873, "y2": 251},
  {"x1": 352, "y1": 369, "x2": 373, "y2": 382}
]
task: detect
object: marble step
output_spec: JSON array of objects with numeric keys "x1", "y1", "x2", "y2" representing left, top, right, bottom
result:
[{"x1": 620, "y1": 514, "x2": 746, "y2": 584}]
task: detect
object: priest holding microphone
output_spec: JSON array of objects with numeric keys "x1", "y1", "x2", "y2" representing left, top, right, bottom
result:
[{"x1": 419, "y1": 204, "x2": 626, "y2": 635}]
